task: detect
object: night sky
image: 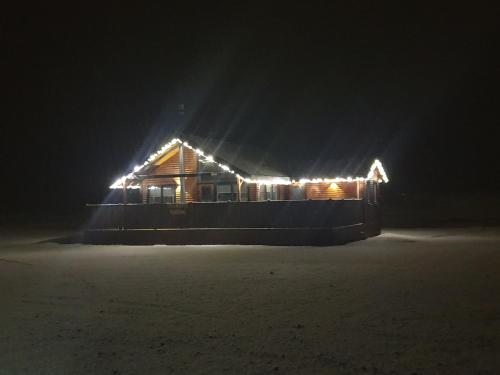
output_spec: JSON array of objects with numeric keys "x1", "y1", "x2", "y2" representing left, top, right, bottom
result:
[{"x1": 3, "y1": 3, "x2": 500, "y2": 216}]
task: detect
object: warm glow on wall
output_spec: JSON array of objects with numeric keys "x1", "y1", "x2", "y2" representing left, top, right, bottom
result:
[{"x1": 329, "y1": 182, "x2": 339, "y2": 190}]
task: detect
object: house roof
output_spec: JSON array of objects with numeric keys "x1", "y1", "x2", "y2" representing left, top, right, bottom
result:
[
  {"x1": 183, "y1": 135, "x2": 288, "y2": 178},
  {"x1": 286, "y1": 157, "x2": 380, "y2": 180},
  {"x1": 110, "y1": 136, "x2": 388, "y2": 189}
]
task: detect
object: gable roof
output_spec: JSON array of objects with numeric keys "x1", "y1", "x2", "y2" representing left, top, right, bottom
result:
[
  {"x1": 110, "y1": 137, "x2": 388, "y2": 189},
  {"x1": 183, "y1": 135, "x2": 288, "y2": 178}
]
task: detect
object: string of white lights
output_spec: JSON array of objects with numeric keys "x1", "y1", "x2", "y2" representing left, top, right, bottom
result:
[
  {"x1": 110, "y1": 138, "x2": 388, "y2": 189},
  {"x1": 366, "y1": 159, "x2": 389, "y2": 183}
]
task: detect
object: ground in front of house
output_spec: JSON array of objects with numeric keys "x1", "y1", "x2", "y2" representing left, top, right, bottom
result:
[{"x1": 0, "y1": 227, "x2": 499, "y2": 374}]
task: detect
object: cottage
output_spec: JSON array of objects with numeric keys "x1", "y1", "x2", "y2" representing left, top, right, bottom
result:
[
  {"x1": 109, "y1": 137, "x2": 388, "y2": 205},
  {"x1": 86, "y1": 136, "x2": 388, "y2": 245}
]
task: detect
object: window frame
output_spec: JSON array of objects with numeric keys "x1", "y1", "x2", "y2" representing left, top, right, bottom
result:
[
  {"x1": 260, "y1": 184, "x2": 278, "y2": 201},
  {"x1": 147, "y1": 184, "x2": 177, "y2": 204},
  {"x1": 216, "y1": 183, "x2": 238, "y2": 202}
]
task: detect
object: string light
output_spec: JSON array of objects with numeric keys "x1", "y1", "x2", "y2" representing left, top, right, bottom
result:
[
  {"x1": 110, "y1": 138, "x2": 388, "y2": 189},
  {"x1": 366, "y1": 159, "x2": 389, "y2": 183}
]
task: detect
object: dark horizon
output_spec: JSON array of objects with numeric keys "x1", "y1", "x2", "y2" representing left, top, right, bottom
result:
[{"x1": 3, "y1": 3, "x2": 500, "y2": 216}]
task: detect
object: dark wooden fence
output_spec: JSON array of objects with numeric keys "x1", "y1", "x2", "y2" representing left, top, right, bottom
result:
[
  {"x1": 84, "y1": 200, "x2": 380, "y2": 245},
  {"x1": 86, "y1": 200, "x2": 369, "y2": 229}
]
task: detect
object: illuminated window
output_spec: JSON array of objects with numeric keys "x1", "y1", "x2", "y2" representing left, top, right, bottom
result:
[
  {"x1": 147, "y1": 185, "x2": 176, "y2": 204},
  {"x1": 161, "y1": 185, "x2": 176, "y2": 204},
  {"x1": 148, "y1": 186, "x2": 161, "y2": 204}
]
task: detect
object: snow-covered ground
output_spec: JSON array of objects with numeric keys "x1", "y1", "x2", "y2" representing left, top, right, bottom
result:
[{"x1": 1, "y1": 228, "x2": 499, "y2": 374}]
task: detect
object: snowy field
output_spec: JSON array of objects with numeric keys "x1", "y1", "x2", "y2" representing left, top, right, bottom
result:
[{"x1": 1, "y1": 228, "x2": 499, "y2": 374}]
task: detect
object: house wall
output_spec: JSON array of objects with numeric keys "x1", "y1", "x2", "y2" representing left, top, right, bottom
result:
[
  {"x1": 137, "y1": 145, "x2": 370, "y2": 203},
  {"x1": 184, "y1": 177, "x2": 198, "y2": 202},
  {"x1": 141, "y1": 177, "x2": 198, "y2": 203},
  {"x1": 248, "y1": 183, "x2": 259, "y2": 201},
  {"x1": 303, "y1": 181, "x2": 365, "y2": 200},
  {"x1": 244, "y1": 183, "x2": 365, "y2": 202},
  {"x1": 141, "y1": 146, "x2": 198, "y2": 203},
  {"x1": 151, "y1": 146, "x2": 197, "y2": 175},
  {"x1": 278, "y1": 185, "x2": 289, "y2": 200}
]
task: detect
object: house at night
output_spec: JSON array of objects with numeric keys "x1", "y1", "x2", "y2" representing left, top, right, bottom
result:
[
  {"x1": 86, "y1": 136, "x2": 389, "y2": 245},
  {"x1": 109, "y1": 137, "x2": 388, "y2": 205}
]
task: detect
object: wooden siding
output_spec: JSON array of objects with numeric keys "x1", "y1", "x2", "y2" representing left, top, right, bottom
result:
[
  {"x1": 304, "y1": 181, "x2": 364, "y2": 200},
  {"x1": 358, "y1": 183, "x2": 366, "y2": 200},
  {"x1": 140, "y1": 179, "x2": 366, "y2": 203},
  {"x1": 140, "y1": 146, "x2": 198, "y2": 203},
  {"x1": 247, "y1": 183, "x2": 258, "y2": 201},
  {"x1": 141, "y1": 176, "x2": 198, "y2": 203},
  {"x1": 151, "y1": 146, "x2": 197, "y2": 175},
  {"x1": 184, "y1": 176, "x2": 198, "y2": 203},
  {"x1": 277, "y1": 185, "x2": 288, "y2": 200}
]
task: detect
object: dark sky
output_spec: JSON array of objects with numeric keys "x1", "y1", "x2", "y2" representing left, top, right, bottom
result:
[{"x1": 2, "y1": 2, "x2": 500, "y2": 215}]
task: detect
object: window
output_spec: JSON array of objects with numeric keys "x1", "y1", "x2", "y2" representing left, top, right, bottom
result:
[
  {"x1": 267, "y1": 185, "x2": 277, "y2": 200},
  {"x1": 147, "y1": 185, "x2": 176, "y2": 204},
  {"x1": 217, "y1": 183, "x2": 237, "y2": 201},
  {"x1": 148, "y1": 186, "x2": 162, "y2": 204},
  {"x1": 259, "y1": 185, "x2": 277, "y2": 200},
  {"x1": 161, "y1": 186, "x2": 176, "y2": 204}
]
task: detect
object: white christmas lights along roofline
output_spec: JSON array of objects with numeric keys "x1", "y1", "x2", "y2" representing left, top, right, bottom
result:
[
  {"x1": 109, "y1": 138, "x2": 388, "y2": 189},
  {"x1": 366, "y1": 159, "x2": 389, "y2": 183}
]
